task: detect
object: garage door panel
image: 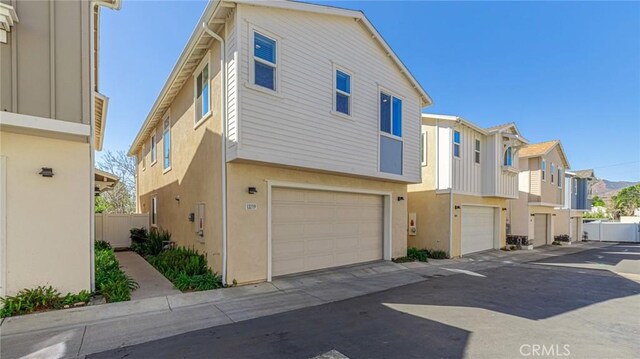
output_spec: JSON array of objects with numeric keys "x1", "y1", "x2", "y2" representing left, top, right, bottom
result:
[
  {"x1": 272, "y1": 188, "x2": 384, "y2": 277},
  {"x1": 534, "y1": 214, "x2": 548, "y2": 246},
  {"x1": 461, "y1": 206, "x2": 496, "y2": 255}
]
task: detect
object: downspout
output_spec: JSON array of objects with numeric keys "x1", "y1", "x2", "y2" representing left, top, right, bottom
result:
[{"x1": 202, "y1": 22, "x2": 228, "y2": 286}]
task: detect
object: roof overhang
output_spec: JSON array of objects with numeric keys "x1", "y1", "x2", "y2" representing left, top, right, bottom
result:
[
  {"x1": 129, "y1": 0, "x2": 432, "y2": 156},
  {"x1": 422, "y1": 113, "x2": 488, "y2": 135},
  {"x1": 95, "y1": 168, "x2": 119, "y2": 194},
  {"x1": 0, "y1": 3, "x2": 19, "y2": 44},
  {"x1": 520, "y1": 141, "x2": 570, "y2": 169},
  {"x1": 94, "y1": 92, "x2": 109, "y2": 151}
]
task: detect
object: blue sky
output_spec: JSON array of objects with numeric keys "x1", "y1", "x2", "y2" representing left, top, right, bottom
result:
[{"x1": 99, "y1": 1, "x2": 640, "y2": 181}]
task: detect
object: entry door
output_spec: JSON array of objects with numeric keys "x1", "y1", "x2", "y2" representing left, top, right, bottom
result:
[{"x1": 534, "y1": 214, "x2": 548, "y2": 246}]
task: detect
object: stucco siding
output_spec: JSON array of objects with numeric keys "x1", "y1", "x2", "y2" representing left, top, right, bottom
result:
[
  {"x1": 233, "y1": 4, "x2": 422, "y2": 183},
  {"x1": 0, "y1": 0, "x2": 91, "y2": 124},
  {"x1": 1, "y1": 131, "x2": 91, "y2": 295},
  {"x1": 407, "y1": 190, "x2": 450, "y2": 255}
]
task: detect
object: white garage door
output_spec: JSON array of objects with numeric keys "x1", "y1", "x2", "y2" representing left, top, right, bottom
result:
[
  {"x1": 534, "y1": 214, "x2": 548, "y2": 246},
  {"x1": 271, "y1": 187, "x2": 384, "y2": 277},
  {"x1": 461, "y1": 206, "x2": 496, "y2": 255}
]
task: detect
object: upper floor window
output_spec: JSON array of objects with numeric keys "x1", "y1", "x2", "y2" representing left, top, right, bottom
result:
[
  {"x1": 163, "y1": 118, "x2": 171, "y2": 171},
  {"x1": 453, "y1": 131, "x2": 461, "y2": 158},
  {"x1": 253, "y1": 31, "x2": 277, "y2": 91},
  {"x1": 551, "y1": 163, "x2": 556, "y2": 183},
  {"x1": 150, "y1": 134, "x2": 157, "y2": 164},
  {"x1": 421, "y1": 131, "x2": 427, "y2": 166},
  {"x1": 504, "y1": 146, "x2": 513, "y2": 166},
  {"x1": 474, "y1": 139, "x2": 481, "y2": 164},
  {"x1": 194, "y1": 55, "x2": 210, "y2": 124},
  {"x1": 379, "y1": 92, "x2": 402, "y2": 137},
  {"x1": 558, "y1": 168, "x2": 563, "y2": 188},
  {"x1": 141, "y1": 146, "x2": 146, "y2": 171},
  {"x1": 541, "y1": 159, "x2": 546, "y2": 181},
  {"x1": 335, "y1": 69, "x2": 351, "y2": 116}
]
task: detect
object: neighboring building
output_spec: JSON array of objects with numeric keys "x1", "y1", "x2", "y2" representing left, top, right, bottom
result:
[
  {"x1": 508, "y1": 140, "x2": 570, "y2": 247},
  {"x1": 129, "y1": 0, "x2": 431, "y2": 285},
  {"x1": 555, "y1": 169, "x2": 596, "y2": 241},
  {"x1": 0, "y1": 0, "x2": 120, "y2": 296},
  {"x1": 407, "y1": 115, "x2": 527, "y2": 257}
]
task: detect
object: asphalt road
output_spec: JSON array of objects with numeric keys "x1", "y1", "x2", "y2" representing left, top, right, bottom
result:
[{"x1": 89, "y1": 244, "x2": 640, "y2": 359}]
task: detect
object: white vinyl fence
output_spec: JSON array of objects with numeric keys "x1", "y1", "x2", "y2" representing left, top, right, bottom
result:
[
  {"x1": 95, "y1": 213, "x2": 150, "y2": 248},
  {"x1": 583, "y1": 221, "x2": 640, "y2": 243}
]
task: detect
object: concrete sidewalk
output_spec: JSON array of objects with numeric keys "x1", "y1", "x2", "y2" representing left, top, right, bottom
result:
[
  {"x1": 0, "y1": 242, "x2": 610, "y2": 359},
  {"x1": 115, "y1": 251, "x2": 180, "y2": 300}
]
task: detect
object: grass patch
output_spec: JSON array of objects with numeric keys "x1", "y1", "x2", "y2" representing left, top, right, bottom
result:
[
  {"x1": 428, "y1": 249, "x2": 448, "y2": 259},
  {"x1": 0, "y1": 286, "x2": 91, "y2": 318},
  {"x1": 95, "y1": 241, "x2": 138, "y2": 302},
  {"x1": 147, "y1": 247, "x2": 223, "y2": 291}
]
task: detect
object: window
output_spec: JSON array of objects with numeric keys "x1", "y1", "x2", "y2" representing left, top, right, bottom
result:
[
  {"x1": 163, "y1": 118, "x2": 171, "y2": 170},
  {"x1": 541, "y1": 159, "x2": 546, "y2": 181},
  {"x1": 194, "y1": 56, "x2": 210, "y2": 124},
  {"x1": 453, "y1": 131, "x2": 461, "y2": 158},
  {"x1": 551, "y1": 163, "x2": 556, "y2": 183},
  {"x1": 503, "y1": 146, "x2": 513, "y2": 166},
  {"x1": 474, "y1": 139, "x2": 481, "y2": 164},
  {"x1": 151, "y1": 196, "x2": 157, "y2": 226},
  {"x1": 141, "y1": 146, "x2": 146, "y2": 171},
  {"x1": 335, "y1": 69, "x2": 351, "y2": 115},
  {"x1": 253, "y1": 31, "x2": 277, "y2": 91},
  {"x1": 421, "y1": 131, "x2": 427, "y2": 166},
  {"x1": 150, "y1": 134, "x2": 157, "y2": 164},
  {"x1": 380, "y1": 92, "x2": 402, "y2": 137},
  {"x1": 558, "y1": 168, "x2": 563, "y2": 188}
]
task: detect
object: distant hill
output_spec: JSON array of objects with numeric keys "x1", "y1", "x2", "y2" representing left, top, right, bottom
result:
[{"x1": 591, "y1": 179, "x2": 640, "y2": 199}]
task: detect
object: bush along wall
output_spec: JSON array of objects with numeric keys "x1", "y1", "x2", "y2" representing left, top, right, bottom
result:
[
  {"x1": 94, "y1": 240, "x2": 138, "y2": 302},
  {"x1": 554, "y1": 234, "x2": 571, "y2": 243},
  {"x1": 0, "y1": 286, "x2": 91, "y2": 318},
  {"x1": 129, "y1": 228, "x2": 223, "y2": 292}
]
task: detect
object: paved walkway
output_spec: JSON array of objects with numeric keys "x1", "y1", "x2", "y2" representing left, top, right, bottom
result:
[
  {"x1": 0, "y1": 242, "x2": 615, "y2": 359},
  {"x1": 114, "y1": 251, "x2": 180, "y2": 300}
]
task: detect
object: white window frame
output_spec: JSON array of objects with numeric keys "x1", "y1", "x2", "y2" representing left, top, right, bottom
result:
[
  {"x1": 151, "y1": 196, "x2": 157, "y2": 227},
  {"x1": 541, "y1": 159, "x2": 546, "y2": 181},
  {"x1": 421, "y1": 130, "x2": 428, "y2": 167},
  {"x1": 162, "y1": 111, "x2": 171, "y2": 173},
  {"x1": 332, "y1": 63, "x2": 353, "y2": 118},
  {"x1": 248, "y1": 25, "x2": 281, "y2": 95},
  {"x1": 551, "y1": 163, "x2": 556, "y2": 184},
  {"x1": 558, "y1": 167, "x2": 563, "y2": 188},
  {"x1": 193, "y1": 51, "x2": 212, "y2": 128},
  {"x1": 378, "y1": 86, "x2": 404, "y2": 141},
  {"x1": 141, "y1": 145, "x2": 146, "y2": 172},
  {"x1": 453, "y1": 130, "x2": 461, "y2": 158},
  {"x1": 150, "y1": 133, "x2": 157, "y2": 166},
  {"x1": 474, "y1": 138, "x2": 481, "y2": 164}
]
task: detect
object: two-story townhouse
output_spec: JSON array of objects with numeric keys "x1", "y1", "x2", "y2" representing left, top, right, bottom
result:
[
  {"x1": 0, "y1": 0, "x2": 120, "y2": 296},
  {"x1": 508, "y1": 140, "x2": 570, "y2": 246},
  {"x1": 128, "y1": 0, "x2": 431, "y2": 285},
  {"x1": 407, "y1": 114, "x2": 527, "y2": 257},
  {"x1": 555, "y1": 169, "x2": 596, "y2": 242}
]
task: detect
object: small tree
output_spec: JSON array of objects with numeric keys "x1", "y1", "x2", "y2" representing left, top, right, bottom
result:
[
  {"x1": 97, "y1": 150, "x2": 136, "y2": 214},
  {"x1": 591, "y1": 195, "x2": 605, "y2": 208},
  {"x1": 612, "y1": 184, "x2": 640, "y2": 218}
]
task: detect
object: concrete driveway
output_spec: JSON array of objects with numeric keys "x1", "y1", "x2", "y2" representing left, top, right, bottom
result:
[{"x1": 89, "y1": 244, "x2": 640, "y2": 359}]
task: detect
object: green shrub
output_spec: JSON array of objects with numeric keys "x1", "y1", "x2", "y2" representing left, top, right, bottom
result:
[
  {"x1": 0, "y1": 286, "x2": 91, "y2": 318},
  {"x1": 132, "y1": 228, "x2": 168, "y2": 257},
  {"x1": 392, "y1": 256, "x2": 415, "y2": 263},
  {"x1": 148, "y1": 247, "x2": 222, "y2": 292},
  {"x1": 554, "y1": 234, "x2": 571, "y2": 243},
  {"x1": 427, "y1": 249, "x2": 448, "y2": 259},
  {"x1": 95, "y1": 245, "x2": 138, "y2": 302},
  {"x1": 95, "y1": 240, "x2": 112, "y2": 251},
  {"x1": 407, "y1": 247, "x2": 429, "y2": 262},
  {"x1": 129, "y1": 227, "x2": 149, "y2": 254}
]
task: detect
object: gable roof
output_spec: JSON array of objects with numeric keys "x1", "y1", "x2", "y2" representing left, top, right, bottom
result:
[
  {"x1": 571, "y1": 169, "x2": 596, "y2": 179},
  {"x1": 128, "y1": 0, "x2": 432, "y2": 155},
  {"x1": 519, "y1": 140, "x2": 570, "y2": 168},
  {"x1": 421, "y1": 114, "x2": 529, "y2": 144}
]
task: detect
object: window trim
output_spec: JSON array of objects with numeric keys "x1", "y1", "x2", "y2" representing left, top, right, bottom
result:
[
  {"x1": 151, "y1": 196, "x2": 157, "y2": 227},
  {"x1": 474, "y1": 138, "x2": 481, "y2": 165},
  {"x1": 453, "y1": 130, "x2": 461, "y2": 159},
  {"x1": 150, "y1": 133, "x2": 157, "y2": 166},
  {"x1": 551, "y1": 162, "x2": 556, "y2": 184},
  {"x1": 193, "y1": 51, "x2": 212, "y2": 129},
  {"x1": 141, "y1": 145, "x2": 146, "y2": 172},
  {"x1": 541, "y1": 159, "x2": 546, "y2": 181},
  {"x1": 421, "y1": 130, "x2": 428, "y2": 167},
  {"x1": 331, "y1": 63, "x2": 354, "y2": 119},
  {"x1": 558, "y1": 167, "x2": 563, "y2": 188},
  {"x1": 162, "y1": 111, "x2": 172, "y2": 173},
  {"x1": 503, "y1": 146, "x2": 513, "y2": 167},
  {"x1": 248, "y1": 25, "x2": 281, "y2": 94}
]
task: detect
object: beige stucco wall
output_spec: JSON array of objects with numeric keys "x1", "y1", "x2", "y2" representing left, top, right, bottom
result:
[
  {"x1": 226, "y1": 161, "x2": 409, "y2": 284},
  {"x1": 407, "y1": 190, "x2": 450, "y2": 254},
  {"x1": 554, "y1": 209, "x2": 584, "y2": 240},
  {"x1": 451, "y1": 194, "x2": 507, "y2": 257},
  {"x1": 408, "y1": 118, "x2": 438, "y2": 193},
  {"x1": 0, "y1": 131, "x2": 91, "y2": 295},
  {"x1": 137, "y1": 44, "x2": 224, "y2": 274}
]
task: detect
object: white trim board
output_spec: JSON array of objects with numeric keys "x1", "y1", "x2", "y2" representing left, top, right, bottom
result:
[
  {"x1": 266, "y1": 180, "x2": 393, "y2": 282},
  {"x1": 0, "y1": 156, "x2": 6, "y2": 298},
  {"x1": 0, "y1": 111, "x2": 91, "y2": 137}
]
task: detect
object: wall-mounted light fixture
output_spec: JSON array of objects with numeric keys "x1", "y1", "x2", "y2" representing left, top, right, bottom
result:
[
  {"x1": 39, "y1": 167, "x2": 54, "y2": 177},
  {"x1": 397, "y1": 196, "x2": 404, "y2": 201},
  {"x1": 175, "y1": 196, "x2": 180, "y2": 202},
  {"x1": 454, "y1": 205, "x2": 461, "y2": 210},
  {"x1": 248, "y1": 187, "x2": 258, "y2": 194},
  {"x1": 502, "y1": 208, "x2": 507, "y2": 211}
]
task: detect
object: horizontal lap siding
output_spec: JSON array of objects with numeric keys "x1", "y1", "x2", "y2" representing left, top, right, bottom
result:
[
  {"x1": 235, "y1": 5, "x2": 422, "y2": 182},
  {"x1": 226, "y1": 12, "x2": 238, "y2": 158}
]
